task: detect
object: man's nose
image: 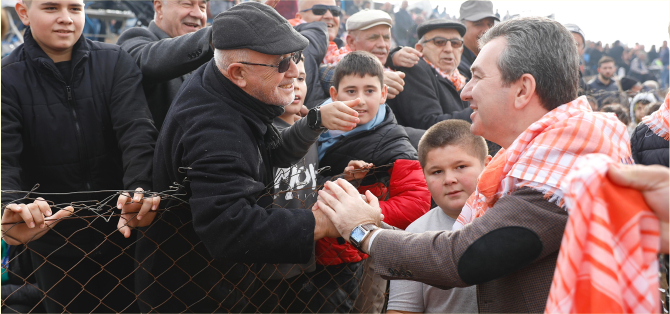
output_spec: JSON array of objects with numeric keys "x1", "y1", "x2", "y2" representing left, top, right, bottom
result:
[
  {"x1": 57, "y1": 9, "x2": 73, "y2": 24},
  {"x1": 190, "y1": 5, "x2": 205, "y2": 19},
  {"x1": 284, "y1": 60, "x2": 299, "y2": 78},
  {"x1": 461, "y1": 80, "x2": 473, "y2": 101},
  {"x1": 322, "y1": 9, "x2": 334, "y2": 19},
  {"x1": 443, "y1": 171, "x2": 457, "y2": 185}
]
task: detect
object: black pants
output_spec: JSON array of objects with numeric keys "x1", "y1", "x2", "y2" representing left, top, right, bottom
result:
[{"x1": 28, "y1": 230, "x2": 140, "y2": 313}]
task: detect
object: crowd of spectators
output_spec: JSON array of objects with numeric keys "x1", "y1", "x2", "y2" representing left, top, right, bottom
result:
[{"x1": 1, "y1": 0, "x2": 668, "y2": 313}]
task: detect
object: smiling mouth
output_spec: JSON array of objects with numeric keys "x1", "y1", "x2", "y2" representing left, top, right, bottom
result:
[
  {"x1": 279, "y1": 83, "x2": 293, "y2": 89},
  {"x1": 183, "y1": 22, "x2": 201, "y2": 28},
  {"x1": 54, "y1": 30, "x2": 73, "y2": 34}
]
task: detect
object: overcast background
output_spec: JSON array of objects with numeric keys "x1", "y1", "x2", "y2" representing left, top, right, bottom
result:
[{"x1": 395, "y1": 0, "x2": 669, "y2": 49}]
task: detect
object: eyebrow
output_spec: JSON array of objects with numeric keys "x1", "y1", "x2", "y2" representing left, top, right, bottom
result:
[{"x1": 470, "y1": 65, "x2": 481, "y2": 75}]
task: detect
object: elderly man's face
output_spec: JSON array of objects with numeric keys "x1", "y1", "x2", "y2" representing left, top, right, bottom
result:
[
  {"x1": 242, "y1": 50, "x2": 300, "y2": 107},
  {"x1": 460, "y1": 37, "x2": 514, "y2": 146},
  {"x1": 155, "y1": 0, "x2": 207, "y2": 38},
  {"x1": 416, "y1": 28, "x2": 463, "y2": 75},
  {"x1": 296, "y1": 0, "x2": 340, "y2": 42},
  {"x1": 463, "y1": 17, "x2": 495, "y2": 54},
  {"x1": 347, "y1": 25, "x2": 391, "y2": 64}
]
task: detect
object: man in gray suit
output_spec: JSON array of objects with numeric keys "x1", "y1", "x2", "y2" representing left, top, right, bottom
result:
[{"x1": 314, "y1": 17, "x2": 634, "y2": 313}]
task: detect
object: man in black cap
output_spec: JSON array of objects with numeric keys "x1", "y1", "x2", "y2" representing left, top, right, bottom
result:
[
  {"x1": 137, "y1": 2, "x2": 357, "y2": 312},
  {"x1": 564, "y1": 23, "x2": 590, "y2": 96},
  {"x1": 386, "y1": 19, "x2": 472, "y2": 131},
  {"x1": 457, "y1": 0, "x2": 499, "y2": 81}
]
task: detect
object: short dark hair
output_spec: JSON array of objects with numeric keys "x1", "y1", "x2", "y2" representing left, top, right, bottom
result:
[
  {"x1": 598, "y1": 56, "x2": 615, "y2": 67},
  {"x1": 601, "y1": 96, "x2": 620, "y2": 107},
  {"x1": 645, "y1": 102, "x2": 661, "y2": 116},
  {"x1": 332, "y1": 51, "x2": 384, "y2": 90},
  {"x1": 418, "y1": 120, "x2": 488, "y2": 168},
  {"x1": 600, "y1": 104, "x2": 630, "y2": 125}
]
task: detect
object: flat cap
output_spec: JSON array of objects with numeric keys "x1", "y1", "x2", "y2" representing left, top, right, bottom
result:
[
  {"x1": 212, "y1": 2, "x2": 308, "y2": 55},
  {"x1": 346, "y1": 9, "x2": 393, "y2": 31},
  {"x1": 417, "y1": 19, "x2": 466, "y2": 39},
  {"x1": 459, "y1": 0, "x2": 499, "y2": 22},
  {"x1": 564, "y1": 23, "x2": 586, "y2": 43}
]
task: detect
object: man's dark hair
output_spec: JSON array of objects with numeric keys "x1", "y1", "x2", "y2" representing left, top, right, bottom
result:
[
  {"x1": 586, "y1": 95, "x2": 598, "y2": 108},
  {"x1": 600, "y1": 104, "x2": 630, "y2": 125},
  {"x1": 333, "y1": 51, "x2": 384, "y2": 90},
  {"x1": 478, "y1": 17, "x2": 579, "y2": 112},
  {"x1": 418, "y1": 120, "x2": 488, "y2": 168},
  {"x1": 598, "y1": 56, "x2": 615, "y2": 67},
  {"x1": 645, "y1": 102, "x2": 661, "y2": 116}
]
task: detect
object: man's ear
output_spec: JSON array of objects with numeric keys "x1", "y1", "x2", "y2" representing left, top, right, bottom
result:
[
  {"x1": 415, "y1": 43, "x2": 423, "y2": 52},
  {"x1": 484, "y1": 155, "x2": 492, "y2": 167},
  {"x1": 295, "y1": 12, "x2": 303, "y2": 20},
  {"x1": 513, "y1": 73, "x2": 536, "y2": 110},
  {"x1": 380, "y1": 84, "x2": 388, "y2": 104},
  {"x1": 329, "y1": 86, "x2": 338, "y2": 100},
  {"x1": 346, "y1": 33, "x2": 356, "y2": 50},
  {"x1": 154, "y1": 0, "x2": 163, "y2": 20},
  {"x1": 15, "y1": 2, "x2": 30, "y2": 26},
  {"x1": 226, "y1": 63, "x2": 247, "y2": 88}
]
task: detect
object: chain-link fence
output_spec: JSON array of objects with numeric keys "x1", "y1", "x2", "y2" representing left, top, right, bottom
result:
[{"x1": 1, "y1": 161, "x2": 397, "y2": 313}]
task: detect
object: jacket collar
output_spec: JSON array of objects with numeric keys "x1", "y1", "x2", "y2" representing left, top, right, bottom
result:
[
  {"x1": 462, "y1": 45, "x2": 476, "y2": 64},
  {"x1": 148, "y1": 21, "x2": 172, "y2": 40},
  {"x1": 22, "y1": 27, "x2": 89, "y2": 81}
]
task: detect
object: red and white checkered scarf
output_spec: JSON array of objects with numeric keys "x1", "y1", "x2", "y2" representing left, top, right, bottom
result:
[
  {"x1": 424, "y1": 59, "x2": 466, "y2": 91},
  {"x1": 453, "y1": 96, "x2": 633, "y2": 231},
  {"x1": 641, "y1": 92, "x2": 669, "y2": 140},
  {"x1": 545, "y1": 154, "x2": 660, "y2": 313}
]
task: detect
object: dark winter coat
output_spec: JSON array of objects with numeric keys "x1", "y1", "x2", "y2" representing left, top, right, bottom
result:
[
  {"x1": 117, "y1": 21, "x2": 214, "y2": 129},
  {"x1": 630, "y1": 123, "x2": 669, "y2": 167},
  {"x1": 1, "y1": 28, "x2": 157, "y2": 251},
  {"x1": 457, "y1": 45, "x2": 476, "y2": 81},
  {"x1": 294, "y1": 22, "x2": 330, "y2": 109},
  {"x1": 139, "y1": 59, "x2": 322, "y2": 312},
  {"x1": 386, "y1": 56, "x2": 472, "y2": 130}
]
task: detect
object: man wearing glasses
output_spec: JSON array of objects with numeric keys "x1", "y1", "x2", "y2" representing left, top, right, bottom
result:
[
  {"x1": 387, "y1": 19, "x2": 473, "y2": 131},
  {"x1": 138, "y1": 3, "x2": 357, "y2": 312}
]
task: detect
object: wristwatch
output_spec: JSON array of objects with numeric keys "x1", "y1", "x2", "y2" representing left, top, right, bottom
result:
[
  {"x1": 307, "y1": 107, "x2": 324, "y2": 130},
  {"x1": 350, "y1": 223, "x2": 378, "y2": 252}
]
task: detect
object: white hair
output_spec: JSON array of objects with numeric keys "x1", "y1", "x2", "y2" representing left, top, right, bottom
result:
[{"x1": 214, "y1": 48, "x2": 250, "y2": 74}]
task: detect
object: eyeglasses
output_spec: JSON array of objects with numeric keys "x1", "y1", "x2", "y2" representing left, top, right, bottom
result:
[
  {"x1": 238, "y1": 51, "x2": 302, "y2": 73},
  {"x1": 424, "y1": 37, "x2": 464, "y2": 48},
  {"x1": 299, "y1": 4, "x2": 342, "y2": 17}
]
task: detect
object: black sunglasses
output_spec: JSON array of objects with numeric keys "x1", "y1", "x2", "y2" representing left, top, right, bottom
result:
[
  {"x1": 300, "y1": 4, "x2": 342, "y2": 17},
  {"x1": 424, "y1": 37, "x2": 464, "y2": 48},
  {"x1": 238, "y1": 51, "x2": 302, "y2": 73}
]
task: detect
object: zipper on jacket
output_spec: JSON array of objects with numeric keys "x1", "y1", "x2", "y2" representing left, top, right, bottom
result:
[{"x1": 65, "y1": 85, "x2": 91, "y2": 191}]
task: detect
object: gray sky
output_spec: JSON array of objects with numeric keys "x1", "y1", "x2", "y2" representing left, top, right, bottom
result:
[{"x1": 398, "y1": 0, "x2": 670, "y2": 49}]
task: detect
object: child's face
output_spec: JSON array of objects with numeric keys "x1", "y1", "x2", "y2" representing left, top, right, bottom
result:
[
  {"x1": 330, "y1": 74, "x2": 387, "y2": 125},
  {"x1": 423, "y1": 144, "x2": 488, "y2": 219},
  {"x1": 17, "y1": 0, "x2": 85, "y2": 56},
  {"x1": 281, "y1": 61, "x2": 307, "y2": 119}
]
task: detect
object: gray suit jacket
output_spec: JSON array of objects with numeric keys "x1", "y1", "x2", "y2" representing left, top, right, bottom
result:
[
  {"x1": 117, "y1": 22, "x2": 214, "y2": 130},
  {"x1": 372, "y1": 188, "x2": 568, "y2": 313}
]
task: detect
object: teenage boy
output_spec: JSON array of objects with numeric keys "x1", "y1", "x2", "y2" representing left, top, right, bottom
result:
[
  {"x1": 1, "y1": 0, "x2": 158, "y2": 312},
  {"x1": 312, "y1": 51, "x2": 431, "y2": 313},
  {"x1": 387, "y1": 120, "x2": 491, "y2": 314}
]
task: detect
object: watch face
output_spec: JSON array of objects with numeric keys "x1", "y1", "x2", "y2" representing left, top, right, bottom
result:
[{"x1": 351, "y1": 226, "x2": 366, "y2": 244}]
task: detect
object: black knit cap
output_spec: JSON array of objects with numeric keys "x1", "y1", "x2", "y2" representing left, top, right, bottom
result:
[
  {"x1": 212, "y1": 2, "x2": 309, "y2": 55},
  {"x1": 417, "y1": 19, "x2": 467, "y2": 39}
]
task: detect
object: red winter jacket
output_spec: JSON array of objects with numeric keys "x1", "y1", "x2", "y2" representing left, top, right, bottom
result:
[{"x1": 316, "y1": 159, "x2": 431, "y2": 265}]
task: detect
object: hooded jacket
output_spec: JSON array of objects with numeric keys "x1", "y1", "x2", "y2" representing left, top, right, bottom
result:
[{"x1": 630, "y1": 123, "x2": 669, "y2": 166}]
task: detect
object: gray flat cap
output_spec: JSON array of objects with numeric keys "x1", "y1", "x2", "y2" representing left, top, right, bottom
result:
[
  {"x1": 346, "y1": 9, "x2": 393, "y2": 31},
  {"x1": 564, "y1": 23, "x2": 586, "y2": 43},
  {"x1": 212, "y1": 2, "x2": 308, "y2": 55},
  {"x1": 459, "y1": 0, "x2": 500, "y2": 22},
  {"x1": 417, "y1": 19, "x2": 466, "y2": 38}
]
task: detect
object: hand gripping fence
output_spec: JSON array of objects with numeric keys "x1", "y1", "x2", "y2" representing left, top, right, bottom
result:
[{"x1": 1, "y1": 161, "x2": 396, "y2": 313}]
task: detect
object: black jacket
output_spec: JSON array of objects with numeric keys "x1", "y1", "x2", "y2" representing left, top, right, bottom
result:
[
  {"x1": 457, "y1": 45, "x2": 476, "y2": 81},
  {"x1": 386, "y1": 57, "x2": 472, "y2": 130},
  {"x1": 117, "y1": 22, "x2": 214, "y2": 129},
  {"x1": 139, "y1": 59, "x2": 321, "y2": 312},
  {"x1": 294, "y1": 22, "x2": 329, "y2": 109},
  {"x1": 319, "y1": 108, "x2": 417, "y2": 179},
  {"x1": 630, "y1": 123, "x2": 669, "y2": 167},
  {"x1": 1, "y1": 29, "x2": 157, "y2": 248}
]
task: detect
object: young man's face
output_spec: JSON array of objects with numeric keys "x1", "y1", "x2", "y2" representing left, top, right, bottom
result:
[
  {"x1": 598, "y1": 61, "x2": 616, "y2": 80},
  {"x1": 330, "y1": 74, "x2": 387, "y2": 125},
  {"x1": 154, "y1": 0, "x2": 207, "y2": 38},
  {"x1": 17, "y1": 0, "x2": 85, "y2": 55},
  {"x1": 416, "y1": 28, "x2": 463, "y2": 75},
  {"x1": 463, "y1": 17, "x2": 495, "y2": 54},
  {"x1": 347, "y1": 25, "x2": 392, "y2": 64},
  {"x1": 295, "y1": 0, "x2": 340, "y2": 42},
  {"x1": 282, "y1": 61, "x2": 307, "y2": 118},
  {"x1": 423, "y1": 144, "x2": 487, "y2": 219}
]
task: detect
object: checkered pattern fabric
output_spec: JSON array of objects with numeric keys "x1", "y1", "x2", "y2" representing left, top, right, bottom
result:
[
  {"x1": 545, "y1": 153, "x2": 660, "y2": 313},
  {"x1": 454, "y1": 96, "x2": 632, "y2": 230},
  {"x1": 641, "y1": 93, "x2": 669, "y2": 140},
  {"x1": 424, "y1": 59, "x2": 466, "y2": 91}
]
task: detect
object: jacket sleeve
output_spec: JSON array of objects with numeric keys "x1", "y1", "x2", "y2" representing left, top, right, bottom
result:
[
  {"x1": 295, "y1": 22, "x2": 329, "y2": 109},
  {"x1": 377, "y1": 159, "x2": 431, "y2": 230},
  {"x1": 271, "y1": 117, "x2": 323, "y2": 168},
  {"x1": 371, "y1": 188, "x2": 568, "y2": 289},
  {"x1": 1, "y1": 82, "x2": 25, "y2": 203},
  {"x1": 110, "y1": 49, "x2": 159, "y2": 191},
  {"x1": 388, "y1": 61, "x2": 472, "y2": 130},
  {"x1": 117, "y1": 26, "x2": 213, "y2": 83}
]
